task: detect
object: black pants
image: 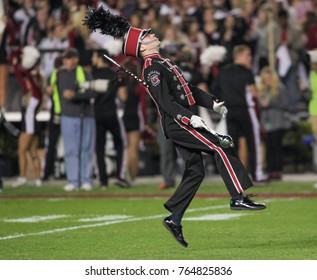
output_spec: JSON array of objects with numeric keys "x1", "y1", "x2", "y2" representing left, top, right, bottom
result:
[
  {"x1": 163, "y1": 118, "x2": 253, "y2": 219},
  {"x1": 43, "y1": 120, "x2": 60, "y2": 179},
  {"x1": 226, "y1": 107, "x2": 263, "y2": 181},
  {"x1": 265, "y1": 129, "x2": 285, "y2": 173},
  {"x1": 95, "y1": 114, "x2": 126, "y2": 185}
]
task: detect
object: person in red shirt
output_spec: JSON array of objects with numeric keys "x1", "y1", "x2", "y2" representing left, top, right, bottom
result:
[{"x1": 11, "y1": 46, "x2": 44, "y2": 188}]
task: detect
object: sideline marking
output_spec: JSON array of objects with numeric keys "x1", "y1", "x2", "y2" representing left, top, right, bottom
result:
[{"x1": 0, "y1": 205, "x2": 229, "y2": 241}]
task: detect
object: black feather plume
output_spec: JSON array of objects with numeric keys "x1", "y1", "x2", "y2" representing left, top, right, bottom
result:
[{"x1": 83, "y1": 6, "x2": 131, "y2": 39}]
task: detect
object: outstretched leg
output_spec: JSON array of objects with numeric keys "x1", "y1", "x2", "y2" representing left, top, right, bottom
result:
[
  {"x1": 163, "y1": 145, "x2": 205, "y2": 248},
  {"x1": 164, "y1": 145, "x2": 205, "y2": 221}
]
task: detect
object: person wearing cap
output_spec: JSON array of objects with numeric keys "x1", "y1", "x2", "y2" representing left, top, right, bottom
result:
[
  {"x1": 84, "y1": 7, "x2": 267, "y2": 248},
  {"x1": 53, "y1": 47, "x2": 95, "y2": 191}
]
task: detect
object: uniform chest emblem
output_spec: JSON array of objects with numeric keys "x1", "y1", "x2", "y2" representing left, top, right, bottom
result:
[{"x1": 147, "y1": 70, "x2": 161, "y2": 87}]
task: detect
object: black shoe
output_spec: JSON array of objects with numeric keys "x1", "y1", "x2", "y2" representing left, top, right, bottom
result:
[
  {"x1": 41, "y1": 176, "x2": 49, "y2": 182},
  {"x1": 114, "y1": 178, "x2": 130, "y2": 188},
  {"x1": 163, "y1": 216, "x2": 188, "y2": 248},
  {"x1": 230, "y1": 194, "x2": 266, "y2": 210}
]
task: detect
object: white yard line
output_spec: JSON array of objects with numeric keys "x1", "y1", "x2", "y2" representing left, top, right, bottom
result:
[
  {"x1": 4, "y1": 215, "x2": 70, "y2": 223},
  {"x1": 184, "y1": 213, "x2": 246, "y2": 221},
  {"x1": 78, "y1": 215, "x2": 132, "y2": 222},
  {"x1": 0, "y1": 205, "x2": 229, "y2": 241}
]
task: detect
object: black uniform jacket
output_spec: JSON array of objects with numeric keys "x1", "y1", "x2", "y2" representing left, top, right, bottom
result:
[{"x1": 142, "y1": 53, "x2": 217, "y2": 138}]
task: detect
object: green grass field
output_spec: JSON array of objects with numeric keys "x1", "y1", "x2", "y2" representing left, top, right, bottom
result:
[{"x1": 0, "y1": 177, "x2": 317, "y2": 260}]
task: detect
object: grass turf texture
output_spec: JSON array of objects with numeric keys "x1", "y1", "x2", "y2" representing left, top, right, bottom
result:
[{"x1": 0, "y1": 179, "x2": 316, "y2": 260}]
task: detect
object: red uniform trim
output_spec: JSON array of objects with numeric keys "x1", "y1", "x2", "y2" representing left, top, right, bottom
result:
[
  {"x1": 163, "y1": 59, "x2": 196, "y2": 106},
  {"x1": 176, "y1": 120, "x2": 244, "y2": 193},
  {"x1": 144, "y1": 57, "x2": 152, "y2": 68},
  {"x1": 181, "y1": 116, "x2": 190, "y2": 125}
]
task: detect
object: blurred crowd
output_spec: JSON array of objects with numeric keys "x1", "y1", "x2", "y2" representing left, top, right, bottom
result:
[{"x1": 1, "y1": 0, "x2": 317, "y2": 190}]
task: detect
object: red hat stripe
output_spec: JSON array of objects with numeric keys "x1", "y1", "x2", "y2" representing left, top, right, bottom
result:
[{"x1": 123, "y1": 27, "x2": 143, "y2": 57}]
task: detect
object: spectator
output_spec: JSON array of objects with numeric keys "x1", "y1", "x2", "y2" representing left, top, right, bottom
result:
[
  {"x1": 212, "y1": 0, "x2": 230, "y2": 22},
  {"x1": 258, "y1": 66, "x2": 291, "y2": 180},
  {"x1": 129, "y1": 11, "x2": 143, "y2": 28},
  {"x1": 24, "y1": 5, "x2": 51, "y2": 46},
  {"x1": 251, "y1": 5, "x2": 279, "y2": 73},
  {"x1": 200, "y1": 45, "x2": 227, "y2": 93},
  {"x1": 221, "y1": 14, "x2": 237, "y2": 64},
  {"x1": 51, "y1": 0, "x2": 72, "y2": 25},
  {"x1": 11, "y1": 46, "x2": 44, "y2": 188},
  {"x1": 0, "y1": 4, "x2": 11, "y2": 185},
  {"x1": 0, "y1": 11, "x2": 15, "y2": 112},
  {"x1": 212, "y1": 44, "x2": 267, "y2": 183},
  {"x1": 91, "y1": 49, "x2": 130, "y2": 188},
  {"x1": 122, "y1": 60, "x2": 148, "y2": 185},
  {"x1": 275, "y1": 8, "x2": 306, "y2": 112},
  {"x1": 13, "y1": 0, "x2": 36, "y2": 45},
  {"x1": 160, "y1": 24, "x2": 190, "y2": 49},
  {"x1": 41, "y1": 55, "x2": 63, "y2": 182},
  {"x1": 180, "y1": 0, "x2": 201, "y2": 22},
  {"x1": 54, "y1": 47, "x2": 95, "y2": 191},
  {"x1": 230, "y1": 0, "x2": 257, "y2": 51},
  {"x1": 302, "y1": 11, "x2": 317, "y2": 50},
  {"x1": 159, "y1": 0, "x2": 182, "y2": 26},
  {"x1": 292, "y1": 0, "x2": 313, "y2": 26},
  {"x1": 38, "y1": 22, "x2": 69, "y2": 79},
  {"x1": 201, "y1": 7, "x2": 223, "y2": 46},
  {"x1": 182, "y1": 17, "x2": 208, "y2": 69}
]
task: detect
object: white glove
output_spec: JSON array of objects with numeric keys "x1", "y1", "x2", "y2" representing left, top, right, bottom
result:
[
  {"x1": 190, "y1": 115, "x2": 208, "y2": 129},
  {"x1": 79, "y1": 79, "x2": 110, "y2": 93},
  {"x1": 213, "y1": 101, "x2": 228, "y2": 118}
]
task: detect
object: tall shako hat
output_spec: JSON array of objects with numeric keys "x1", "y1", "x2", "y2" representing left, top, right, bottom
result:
[{"x1": 83, "y1": 7, "x2": 151, "y2": 57}]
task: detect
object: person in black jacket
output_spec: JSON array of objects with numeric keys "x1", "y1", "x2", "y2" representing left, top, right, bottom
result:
[
  {"x1": 91, "y1": 50, "x2": 129, "y2": 188},
  {"x1": 212, "y1": 45, "x2": 266, "y2": 183},
  {"x1": 55, "y1": 48, "x2": 95, "y2": 192},
  {"x1": 84, "y1": 7, "x2": 266, "y2": 248},
  {"x1": 42, "y1": 55, "x2": 63, "y2": 182}
]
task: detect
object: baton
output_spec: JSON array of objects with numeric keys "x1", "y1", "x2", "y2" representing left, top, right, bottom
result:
[
  {"x1": 103, "y1": 54, "x2": 149, "y2": 88},
  {"x1": 200, "y1": 121, "x2": 234, "y2": 148}
]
